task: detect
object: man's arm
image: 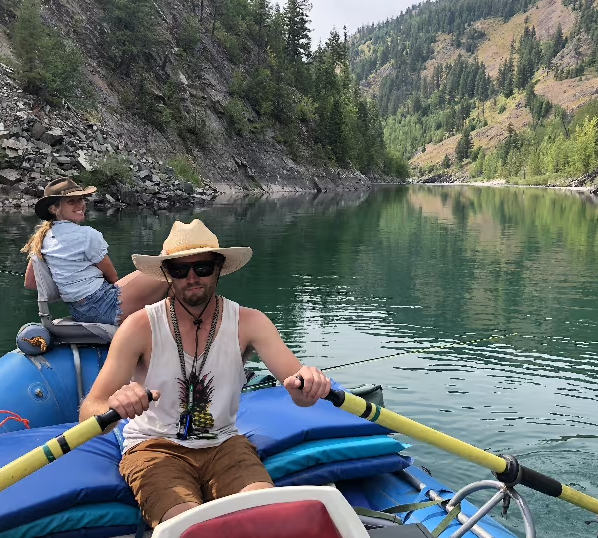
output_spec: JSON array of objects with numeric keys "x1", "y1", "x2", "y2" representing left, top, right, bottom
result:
[
  {"x1": 79, "y1": 310, "x2": 159, "y2": 429},
  {"x1": 240, "y1": 308, "x2": 330, "y2": 407}
]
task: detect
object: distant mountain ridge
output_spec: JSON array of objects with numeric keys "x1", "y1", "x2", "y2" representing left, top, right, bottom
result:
[{"x1": 348, "y1": 0, "x2": 598, "y2": 184}]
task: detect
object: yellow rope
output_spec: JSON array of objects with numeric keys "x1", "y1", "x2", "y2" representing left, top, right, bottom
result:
[{"x1": 21, "y1": 337, "x2": 48, "y2": 353}]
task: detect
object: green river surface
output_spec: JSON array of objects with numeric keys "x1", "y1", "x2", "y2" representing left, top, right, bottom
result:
[{"x1": 1, "y1": 184, "x2": 598, "y2": 537}]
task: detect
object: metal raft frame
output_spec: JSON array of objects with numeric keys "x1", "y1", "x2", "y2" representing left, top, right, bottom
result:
[
  {"x1": 358, "y1": 470, "x2": 536, "y2": 538},
  {"x1": 404, "y1": 470, "x2": 535, "y2": 538}
]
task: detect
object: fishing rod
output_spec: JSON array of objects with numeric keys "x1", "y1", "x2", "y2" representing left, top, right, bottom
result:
[
  {"x1": 242, "y1": 333, "x2": 519, "y2": 393},
  {"x1": 320, "y1": 332, "x2": 518, "y2": 372},
  {"x1": 0, "y1": 390, "x2": 154, "y2": 492},
  {"x1": 296, "y1": 376, "x2": 598, "y2": 517}
]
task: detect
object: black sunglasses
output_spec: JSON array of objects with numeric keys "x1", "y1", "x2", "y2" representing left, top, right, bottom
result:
[{"x1": 164, "y1": 260, "x2": 219, "y2": 279}]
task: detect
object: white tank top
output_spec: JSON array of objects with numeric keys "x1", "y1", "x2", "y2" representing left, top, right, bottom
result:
[{"x1": 122, "y1": 297, "x2": 246, "y2": 453}]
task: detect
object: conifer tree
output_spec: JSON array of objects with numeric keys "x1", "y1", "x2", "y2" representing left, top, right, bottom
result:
[
  {"x1": 455, "y1": 128, "x2": 473, "y2": 162},
  {"x1": 12, "y1": 0, "x2": 86, "y2": 104},
  {"x1": 284, "y1": 0, "x2": 311, "y2": 63},
  {"x1": 103, "y1": 0, "x2": 160, "y2": 76},
  {"x1": 12, "y1": 0, "x2": 47, "y2": 95}
]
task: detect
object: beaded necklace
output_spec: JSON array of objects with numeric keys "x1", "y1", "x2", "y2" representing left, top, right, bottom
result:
[{"x1": 169, "y1": 295, "x2": 220, "y2": 440}]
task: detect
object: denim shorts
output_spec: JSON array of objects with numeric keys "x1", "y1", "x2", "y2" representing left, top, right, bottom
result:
[{"x1": 68, "y1": 280, "x2": 123, "y2": 326}]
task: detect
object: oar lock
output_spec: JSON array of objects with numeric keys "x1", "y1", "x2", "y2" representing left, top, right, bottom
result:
[
  {"x1": 492, "y1": 455, "x2": 522, "y2": 518},
  {"x1": 493, "y1": 454, "x2": 524, "y2": 488},
  {"x1": 494, "y1": 453, "x2": 564, "y2": 499}
]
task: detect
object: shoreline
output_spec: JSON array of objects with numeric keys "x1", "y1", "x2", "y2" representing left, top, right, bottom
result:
[
  {"x1": 406, "y1": 177, "x2": 597, "y2": 195},
  {"x1": 2, "y1": 178, "x2": 594, "y2": 215}
]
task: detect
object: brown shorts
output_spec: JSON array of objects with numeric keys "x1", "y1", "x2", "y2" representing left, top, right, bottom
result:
[{"x1": 119, "y1": 435, "x2": 274, "y2": 528}]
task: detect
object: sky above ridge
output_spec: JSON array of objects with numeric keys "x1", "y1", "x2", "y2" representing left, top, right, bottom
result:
[{"x1": 274, "y1": 0, "x2": 416, "y2": 46}]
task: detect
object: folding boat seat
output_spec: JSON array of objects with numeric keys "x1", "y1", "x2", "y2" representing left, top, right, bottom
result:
[{"x1": 30, "y1": 254, "x2": 117, "y2": 345}]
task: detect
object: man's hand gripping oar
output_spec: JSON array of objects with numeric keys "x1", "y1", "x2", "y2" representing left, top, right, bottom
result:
[
  {"x1": 0, "y1": 388, "x2": 159, "y2": 492},
  {"x1": 297, "y1": 376, "x2": 598, "y2": 517}
]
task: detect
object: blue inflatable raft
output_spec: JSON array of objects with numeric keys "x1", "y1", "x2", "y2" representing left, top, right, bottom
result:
[
  {"x1": 0, "y1": 322, "x2": 527, "y2": 538},
  {"x1": 0, "y1": 384, "x2": 522, "y2": 538}
]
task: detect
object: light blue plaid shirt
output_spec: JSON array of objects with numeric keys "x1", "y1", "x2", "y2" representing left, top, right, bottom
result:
[{"x1": 41, "y1": 221, "x2": 109, "y2": 302}]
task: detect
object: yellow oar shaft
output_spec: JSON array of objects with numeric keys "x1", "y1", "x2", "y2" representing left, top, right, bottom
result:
[
  {"x1": 341, "y1": 392, "x2": 507, "y2": 473},
  {"x1": 0, "y1": 391, "x2": 152, "y2": 492},
  {"x1": 327, "y1": 390, "x2": 598, "y2": 516},
  {"x1": 0, "y1": 416, "x2": 103, "y2": 492}
]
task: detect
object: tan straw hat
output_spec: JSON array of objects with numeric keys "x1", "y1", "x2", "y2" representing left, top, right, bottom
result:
[
  {"x1": 132, "y1": 219, "x2": 252, "y2": 279},
  {"x1": 35, "y1": 177, "x2": 97, "y2": 220}
]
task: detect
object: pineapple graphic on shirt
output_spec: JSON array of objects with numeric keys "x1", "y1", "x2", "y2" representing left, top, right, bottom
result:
[
  {"x1": 192, "y1": 374, "x2": 215, "y2": 431},
  {"x1": 178, "y1": 373, "x2": 217, "y2": 439}
]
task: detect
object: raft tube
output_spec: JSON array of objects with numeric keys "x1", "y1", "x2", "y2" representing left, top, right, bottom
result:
[{"x1": 0, "y1": 344, "x2": 109, "y2": 433}]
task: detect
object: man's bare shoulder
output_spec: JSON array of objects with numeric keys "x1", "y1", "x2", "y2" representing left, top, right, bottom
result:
[
  {"x1": 116, "y1": 308, "x2": 151, "y2": 340},
  {"x1": 239, "y1": 306, "x2": 270, "y2": 327}
]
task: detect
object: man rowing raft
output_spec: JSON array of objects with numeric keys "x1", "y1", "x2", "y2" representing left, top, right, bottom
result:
[{"x1": 79, "y1": 219, "x2": 331, "y2": 529}]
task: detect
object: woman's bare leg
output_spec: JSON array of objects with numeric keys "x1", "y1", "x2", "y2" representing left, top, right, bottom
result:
[{"x1": 115, "y1": 271, "x2": 170, "y2": 321}]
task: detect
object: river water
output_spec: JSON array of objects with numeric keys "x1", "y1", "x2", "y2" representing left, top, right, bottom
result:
[{"x1": 1, "y1": 184, "x2": 598, "y2": 537}]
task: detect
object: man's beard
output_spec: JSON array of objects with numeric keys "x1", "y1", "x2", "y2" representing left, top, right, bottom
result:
[{"x1": 181, "y1": 285, "x2": 209, "y2": 307}]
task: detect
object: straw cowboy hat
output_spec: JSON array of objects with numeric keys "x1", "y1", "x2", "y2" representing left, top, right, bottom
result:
[
  {"x1": 132, "y1": 219, "x2": 253, "y2": 279},
  {"x1": 35, "y1": 177, "x2": 97, "y2": 220}
]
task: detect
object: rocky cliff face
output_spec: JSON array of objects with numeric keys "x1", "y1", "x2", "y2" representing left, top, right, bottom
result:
[
  {"x1": 0, "y1": 0, "x2": 386, "y2": 211},
  {"x1": 0, "y1": 62, "x2": 219, "y2": 210}
]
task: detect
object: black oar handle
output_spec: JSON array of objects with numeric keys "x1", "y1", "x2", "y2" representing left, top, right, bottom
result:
[
  {"x1": 295, "y1": 375, "x2": 345, "y2": 407},
  {"x1": 495, "y1": 454, "x2": 563, "y2": 497},
  {"x1": 96, "y1": 389, "x2": 154, "y2": 431}
]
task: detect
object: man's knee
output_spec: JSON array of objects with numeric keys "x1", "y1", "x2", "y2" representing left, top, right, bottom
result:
[
  {"x1": 160, "y1": 501, "x2": 201, "y2": 524},
  {"x1": 240, "y1": 481, "x2": 275, "y2": 493}
]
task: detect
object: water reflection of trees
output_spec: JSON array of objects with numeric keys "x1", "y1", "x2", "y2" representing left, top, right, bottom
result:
[
  {"x1": 392, "y1": 186, "x2": 598, "y2": 360},
  {"x1": 1, "y1": 186, "x2": 597, "y2": 371},
  {"x1": 0, "y1": 190, "x2": 373, "y2": 353}
]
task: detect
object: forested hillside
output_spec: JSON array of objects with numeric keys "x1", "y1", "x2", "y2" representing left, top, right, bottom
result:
[
  {"x1": 349, "y1": 0, "x2": 598, "y2": 184},
  {"x1": 0, "y1": 0, "x2": 407, "y2": 202}
]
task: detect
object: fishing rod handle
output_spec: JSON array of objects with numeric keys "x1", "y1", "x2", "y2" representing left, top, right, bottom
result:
[
  {"x1": 295, "y1": 375, "x2": 345, "y2": 407},
  {"x1": 96, "y1": 389, "x2": 154, "y2": 431}
]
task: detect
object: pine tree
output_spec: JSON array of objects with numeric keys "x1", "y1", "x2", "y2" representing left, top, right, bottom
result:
[
  {"x1": 498, "y1": 53, "x2": 514, "y2": 97},
  {"x1": 328, "y1": 96, "x2": 349, "y2": 165},
  {"x1": 103, "y1": 0, "x2": 161, "y2": 76},
  {"x1": 12, "y1": 0, "x2": 86, "y2": 104},
  {"x1": 250, "y1": 0, "x2": 271, "y2": 50},
  {"x1": 284, "y1": 0, "x2": 311, "y2": 63},
  {"x1": 282, "y1": 0, "x2": 311, "y2": 89},
  {"x1": 515, "y1": 26, "x2": 541, "y2": 90},
  {"x1": 455, "y1": 128, "x2": 473, "y2": 162},
  {"x1": 268, "y1": 3, "x2": 286, "y2": 61},
  {"x1": 12, "y1": 0, "x2": 47, "y2": 95},
  {"x1": 553, "y1": 23, "x2": 565, "y2": 55}
]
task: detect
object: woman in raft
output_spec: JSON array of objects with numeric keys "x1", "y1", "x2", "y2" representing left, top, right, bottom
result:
[{"x1": 21, "y1": 177, "x2": 169, "y2": 326}]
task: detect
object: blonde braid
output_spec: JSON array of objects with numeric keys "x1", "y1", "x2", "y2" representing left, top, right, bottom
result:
[{"x1": 21, "y1": 220, "x2": 54, "y2": 259}]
